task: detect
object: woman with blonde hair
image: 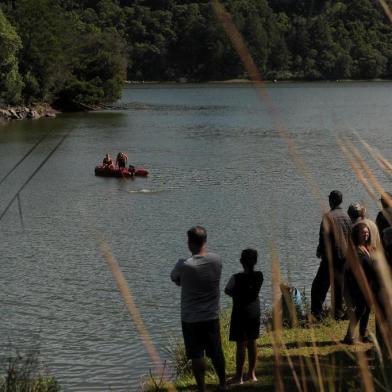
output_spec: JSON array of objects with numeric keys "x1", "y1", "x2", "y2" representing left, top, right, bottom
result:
[
  {"x1": 347, "y1": 202, "x2": 381, "y2": 251},
  {"x1": 343, "y1": 222, "x2": 379, "y2": 344}
]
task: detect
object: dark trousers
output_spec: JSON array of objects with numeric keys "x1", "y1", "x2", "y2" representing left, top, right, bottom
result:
[
  {"x1": 311, "y1": 257, "x2": 345, "y2": 318},
  {"x1": 346, "y1": 295, "x2": 370, "y2": 338},
  {"x1": 375, "y1": 292, "x2": 389, "y2": 352}
]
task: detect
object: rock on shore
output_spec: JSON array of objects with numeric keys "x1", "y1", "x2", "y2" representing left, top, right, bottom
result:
[{"x1": 0, "y1": 105, "x2": 58, "y2": 123}]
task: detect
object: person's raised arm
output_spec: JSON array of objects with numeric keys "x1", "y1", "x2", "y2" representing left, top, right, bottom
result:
[
  {"x1": 317, "y1": 215, "x2": 326, "y2": 258},
  {"x1": 170, "y1": 258, "x2": 186, "y2": 286}
]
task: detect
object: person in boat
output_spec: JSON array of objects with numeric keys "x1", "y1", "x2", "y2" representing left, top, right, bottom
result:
[
  {"x1": 128, "y1": 164, "x2": 135, "y2": 175},
  {"x1": 116, "y1": 152, "x2": 128, "y2": 169},
  {"x1": 103, "y1": 154, "x2": 113, "y2": 166}
]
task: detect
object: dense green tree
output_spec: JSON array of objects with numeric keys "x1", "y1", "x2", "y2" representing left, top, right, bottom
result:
[
  {"x1": 0, "y1": 8, "x2": 23, "y2": 104},
  {"x1": 10, "y1": 0, "x2": 75, "y2": 103},
  {"x1": 226, "y1": 0, "x2": 274, "y2": 75},
  {"x1": 169, "y1": 3, "x2": 221, "y2": 80},
  {"x1": 125, "y1": 5, "x2": 175, "y2": 80},
  {"x1": 59, "y1": 29, "x2": 126, "y2": 104},
  {"x1": 1, "y1": 0, "x2": 392, "y2": 107}
]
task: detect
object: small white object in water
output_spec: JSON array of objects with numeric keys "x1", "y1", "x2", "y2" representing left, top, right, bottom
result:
[{"x1": 128, "y1": 189, "x2": 154, "y2": 194}]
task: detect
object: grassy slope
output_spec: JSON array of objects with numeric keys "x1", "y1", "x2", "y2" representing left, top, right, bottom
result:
[{"x1": 166, "y1": 314, "x2": 391, "y2": 391}]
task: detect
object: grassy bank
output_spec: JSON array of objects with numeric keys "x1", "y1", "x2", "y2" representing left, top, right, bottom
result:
[{"x1": 146, "y1": 312, "x2": 392, "y2": 391}]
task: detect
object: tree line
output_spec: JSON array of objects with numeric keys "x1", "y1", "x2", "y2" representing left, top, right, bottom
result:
[{"x1": 0, "y1": 0, "x2": 391, "y2": 107}]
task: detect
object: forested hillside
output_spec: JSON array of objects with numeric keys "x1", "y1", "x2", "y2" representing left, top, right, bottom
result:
[{"x1": 0, "y1": 0, "x2": 391, "y2": 107}]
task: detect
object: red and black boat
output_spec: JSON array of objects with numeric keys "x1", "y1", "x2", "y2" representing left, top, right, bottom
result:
[{"x1": 95, "y1": 164, "x2": 149, "y2": 178}]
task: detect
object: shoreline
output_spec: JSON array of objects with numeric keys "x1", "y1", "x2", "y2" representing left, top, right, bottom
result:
[
  {"x1": 2, "y1": 78, "x2": 391, "y2": 124},
  {"x1": 125, "y1": 78, "x2": 392, "y2": 85},
  {"x1": 0, "y1": 104, "x2": 59, "y2": 124}
]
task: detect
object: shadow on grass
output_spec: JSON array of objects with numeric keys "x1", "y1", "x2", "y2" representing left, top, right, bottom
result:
[
  {"x1": 174, "y1": 348, "x2": 390, "y2": 391},
  {"x1": 227, "y1": 349, "x2": 390, "y2": 391},
  {"x1": 167, "y1": 317, "x2": 392, "y2": 391}
]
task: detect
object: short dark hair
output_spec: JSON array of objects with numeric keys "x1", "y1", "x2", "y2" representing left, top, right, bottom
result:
[
  {"x1": 347, "y1": 203, "x2": 364, "y2": 221},
  {"x1": 240, "y1": 248, "x2": 258, "y2": 270},
  {"x1": 329, "y1": 190, "x2": 343, "y2": 207},
  {"x1": 351, "y1": 222, "x2": 370, "y2": 246},
  {"x1": 187, "y1": 226, "x2": 207, "y2": 248}
]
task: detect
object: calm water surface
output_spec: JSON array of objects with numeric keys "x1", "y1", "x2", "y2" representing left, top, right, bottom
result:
[{"x1": 0, "y1": 82, "x2": 391, "y2": 390}]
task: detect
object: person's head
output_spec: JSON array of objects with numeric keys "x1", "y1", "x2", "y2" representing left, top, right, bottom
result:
[
  {"x1": 329, "y1": 190, "x2": 343, "y2": 208},
  {"x1": 187, "y1": 226, "x2": 207, "y2": 254},
  {"x1": 105, "y1": 153, "x2": 110, "y2": 159},
  {"x1": 347, "y1": 202, "x2": 365, "y2": 223},
  {"x1": 240, "y1": 248, "x2": 258, "y2": 271},
  {"x1": 352, "y1": 222, "x2": 370, "y2": 247},
  {"x1": 380, "y1": 192, "x2": 392, "y2": 209}
]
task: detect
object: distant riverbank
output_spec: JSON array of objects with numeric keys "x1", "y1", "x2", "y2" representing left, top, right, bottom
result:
[
  {"x1": 2, "y1": 78, "x2": 391, "y2": 126},
  {"x1": 124, "y1": 78, "x2": 392, "y2": 85}
]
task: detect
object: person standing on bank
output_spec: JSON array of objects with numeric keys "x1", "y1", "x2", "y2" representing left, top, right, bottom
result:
[
  {"x1": 343, "y1": 222, "x2": 379, "y2": 344},
  {"x1": 376, "y1": 192, "x2": 392, "y2": 249},
  {"x1": 171, "y1": 226, "x2": 226, "y2": 391},
  {"x1": 347, "y1": 202, "x2": 381, "y2": 251},
  {"x1": 225, "y1": 248, "x2": 263, "y2": 385},
  {"x1": 311, "y1": 190, "x2": 352, "y2": 320}
]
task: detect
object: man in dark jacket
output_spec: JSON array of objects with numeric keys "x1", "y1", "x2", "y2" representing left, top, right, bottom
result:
[
  {"x1": 311, "y1": 190, "x2": 352, "y2": 320},
  {"x1": 376, "y1": 192, "x2": 392, "y2": 249}
]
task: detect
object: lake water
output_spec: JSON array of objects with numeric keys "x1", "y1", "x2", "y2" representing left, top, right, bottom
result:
[{"x1": 0, "y1": 82, "x2": 391, "y2": 390}]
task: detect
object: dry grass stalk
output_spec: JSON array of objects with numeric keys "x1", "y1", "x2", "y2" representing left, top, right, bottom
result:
[
  {"x1": 308, "y1": 325, "x2": 325, "y2": 392},
  {"x1": 211, "y1": 0, "x2": 327, "y2": 211},
  {"x1": 338, "y1": 140, "x2": 377, "y2": 201},
  {"x1": 271, "y1": 247, "x2": 285, "y2": 392},
  {"x1": 280, "y1": 284, "x2": 299, "y2": 328},
  {"x1": 98, "y1": 237, "x2": 176, "y2": 392},
  {"x1": 356, "y1": 134, "x2": 392, "y2": 178},
  {"x1": 270, "y1": 245, "x2": 304, "y2": 392},
  {"x1": 346, "y1": 141, "x2": 392, "y2": 216},
  {"x1": 320, "y1": 214, "x2": 338, "y2": 318},
  {"x1": 372, "y1": 250, "x2": 392, "y2": 356},
  {"x1": 377, "y1": 0, "x2": 392, "y2": 23},
  {"x1": 298, "y1": 354, "x2": 309, "y2": 392},
  {"x1": 282, "y1": 344, "x2": 304, "y2": 392},
  {"x1": 356, "y1": 350, "x2": 375, "y2": 392}
]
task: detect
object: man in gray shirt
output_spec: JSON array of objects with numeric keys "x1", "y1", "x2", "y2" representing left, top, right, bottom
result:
[{"x1": 171, "y1": 226, "x2": 226, "y2": 391}]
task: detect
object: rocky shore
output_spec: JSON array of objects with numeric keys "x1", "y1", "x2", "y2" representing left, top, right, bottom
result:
[{"x1": 0, "y1": 104, "x2": 58, "y2": 123}]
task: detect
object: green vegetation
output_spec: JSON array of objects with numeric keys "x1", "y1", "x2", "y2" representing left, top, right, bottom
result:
[
  {"x1": 149, "y1": 312, "x2": 392, "y2": 391},
  {"x1": 0, "y1": 351, "x2": 60, "y2": 392},
  {"x1": 0, "y1": 9, "x2": 23, "y2": 105},
  {"x1": 0, "y1": 0, "x2": 392, "y2": 107}
]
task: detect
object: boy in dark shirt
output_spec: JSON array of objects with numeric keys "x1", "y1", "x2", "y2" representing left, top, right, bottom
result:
[{"x1": 225, "y1": 248, "x2": 263, "y2": 385}]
